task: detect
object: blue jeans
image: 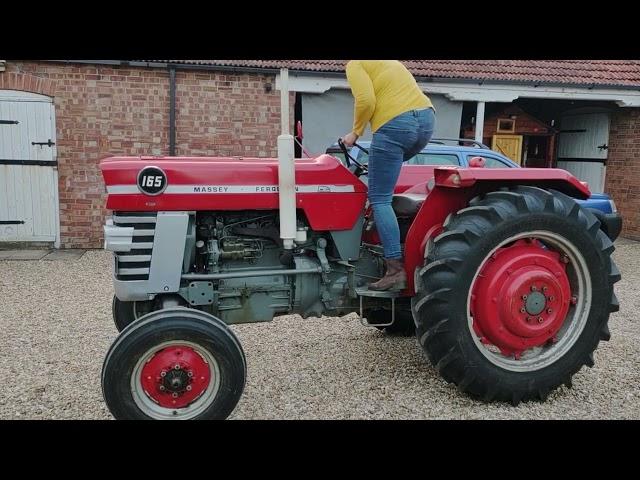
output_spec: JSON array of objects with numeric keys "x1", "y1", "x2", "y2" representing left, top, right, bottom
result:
[{"x1": 368, "y1": 108, "x2": 436, "y2": 259}]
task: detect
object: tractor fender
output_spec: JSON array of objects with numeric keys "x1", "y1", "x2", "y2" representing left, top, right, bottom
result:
[{"x1": 403, "y1": 167, "x2": 591, "y2": 294}]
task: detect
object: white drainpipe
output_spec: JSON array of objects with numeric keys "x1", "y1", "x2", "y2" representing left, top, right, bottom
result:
[{"x1": 277, "y1": 68, "x2": 296, "y2": 250}]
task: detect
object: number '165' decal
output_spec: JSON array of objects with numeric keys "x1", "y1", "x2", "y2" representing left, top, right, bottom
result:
[{"x1": 142, "y1": 176, "x2": 163, "y2": 187}]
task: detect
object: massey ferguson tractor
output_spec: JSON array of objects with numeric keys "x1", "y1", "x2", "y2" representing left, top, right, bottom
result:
[{"x1": 99, "y1": 70, "x2": 620, "y2": 420}]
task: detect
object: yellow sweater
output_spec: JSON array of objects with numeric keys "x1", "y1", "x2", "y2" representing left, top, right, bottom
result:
[{"x1": 346, "y1": 60, "x2": 433, "y2": 136}]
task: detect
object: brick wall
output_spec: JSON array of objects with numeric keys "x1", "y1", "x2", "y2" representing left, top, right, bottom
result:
[
  {"x1": 604, "y1": 107, "x2": 640, "y2": 239},
  {"x1": 174, "y1": 71, "x2": 288, "y2": 157},
  {"x1": 2, "y1": 61, "x2": 293, "y2": 248}
]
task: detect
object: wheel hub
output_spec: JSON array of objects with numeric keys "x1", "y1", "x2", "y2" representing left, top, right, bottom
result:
[
  {"x1": 163, "y1": 369, "x2": 190, "y2": 393},
  {"x1": 525, "y1": 291, "x2": 546, "y2": 315},
  {"x1": 140, "y1": 345, "x2": 211, "y2": 409},
  {"x1": 471, "y1": 240, "x2": 572, "y2": 358}
]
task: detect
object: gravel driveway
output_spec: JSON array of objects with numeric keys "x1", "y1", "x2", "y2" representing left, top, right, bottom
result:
[{"x1": 1, "y1": 240, "x2": 638, "y2": 420}]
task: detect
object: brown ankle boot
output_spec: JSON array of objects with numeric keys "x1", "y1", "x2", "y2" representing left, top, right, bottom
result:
[{"x1": 368, "y1": 258, "x2": 407, "y2": 291}]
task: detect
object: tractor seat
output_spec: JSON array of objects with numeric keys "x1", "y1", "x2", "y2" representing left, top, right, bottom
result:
[{"x1": 392, "y1": 193, "x2": 427, "y2": 217}]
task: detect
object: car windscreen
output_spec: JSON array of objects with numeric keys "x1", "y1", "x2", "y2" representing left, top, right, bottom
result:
[
  {"x1": 355, "y1": 151, "x2": 459, "y2": 166},
  {"x1": 406, "y1": 153, "x2": 460, "y2": 166},
  {"x1": 327, "y1": 149, "x2": 460, "y2": 167}
]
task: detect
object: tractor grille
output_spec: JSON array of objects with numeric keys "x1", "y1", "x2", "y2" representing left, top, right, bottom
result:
[{"x1": 112, "y1": 211, "x2": 157, "y2": 281}]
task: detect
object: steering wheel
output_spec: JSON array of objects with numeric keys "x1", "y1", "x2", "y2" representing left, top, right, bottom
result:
[{"x1": 338, "y1": 139, "x2": 368, "y2": 177}]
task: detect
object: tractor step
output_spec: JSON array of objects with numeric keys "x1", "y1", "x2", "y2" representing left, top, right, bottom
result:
[
  {"x1": 356, "y1": 287, "x2": 399, "y2": 328},
  {"x1": 355, "y1": 287, "x2": 401, "y2": 299}
]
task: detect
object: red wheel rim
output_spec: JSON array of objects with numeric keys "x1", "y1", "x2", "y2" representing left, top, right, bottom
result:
[
  {"x1": 140, "y1": 345, "x2": 212, "y2": 409},
  {"x1": 470, "y1": 239, "x2": 572, "y2": 359}
]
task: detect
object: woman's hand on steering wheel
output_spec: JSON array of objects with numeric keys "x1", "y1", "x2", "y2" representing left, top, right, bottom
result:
[{"x1": 340, "y1": 132, "x2": 359, "y2": 147}]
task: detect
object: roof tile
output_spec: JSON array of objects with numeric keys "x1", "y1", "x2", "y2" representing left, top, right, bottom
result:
[{"x1": 161, "y1": 60, "x2": 640, "y2": 87}]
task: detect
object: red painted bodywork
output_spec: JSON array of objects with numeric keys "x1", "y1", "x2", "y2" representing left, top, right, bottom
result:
[
  {"x1": 402, "y1": 167, "x2": 591, "y2": 294},
  {"x1": 100, "y1": 154, "x2": 367, "y2": 231},
  {"x1": 395, "y1": 165, "x2": 438, "y2": 193},
  {"x1": 395, "y1": 166, "x2": 591, "y2": 197},
  {"x1": 431, "y1": 166, "x2": 590, "y2": 198},
  {"x1": 101, "y1": 154, "x2": 591, "y2": 297}
]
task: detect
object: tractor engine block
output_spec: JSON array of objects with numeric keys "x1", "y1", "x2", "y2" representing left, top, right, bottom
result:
[
  {"x1": 190, "y1": 212, "x2": 300, "y2": 323},
  {"x1": 195, "y1": 212, "x2": 280, "y2": 271}
]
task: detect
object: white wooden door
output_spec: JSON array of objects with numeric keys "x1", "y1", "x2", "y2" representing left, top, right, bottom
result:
[
  {"x1": 557, "y1": 112, "x2": 610, "y2": 193},
  {"x1": 0, "y1": 90, "x2": 59, "y2": 245}
]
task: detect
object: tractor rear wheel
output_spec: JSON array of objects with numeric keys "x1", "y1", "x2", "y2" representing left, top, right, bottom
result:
[
  {"x1": 412, "y1": 186, "x2": 620, "y2": 405},
  {"x1": 102, "y1": 307, "x2": 246, "y2": 420}
]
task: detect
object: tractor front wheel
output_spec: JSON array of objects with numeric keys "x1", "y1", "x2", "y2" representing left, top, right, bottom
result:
[
  {"x1": 111, "y1": 296, "x2": 157, "y2": 332},
  {"x1": 412, "y1": 186, "x2": 620, "y2": 405},
  {"x1": 102, "y1": 307, "x2": 246, "y2": 420}
]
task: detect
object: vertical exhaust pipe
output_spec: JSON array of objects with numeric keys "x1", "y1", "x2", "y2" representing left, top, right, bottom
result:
[{"x1": 277, "y1": 68, "x2": 296, "y2": 250}]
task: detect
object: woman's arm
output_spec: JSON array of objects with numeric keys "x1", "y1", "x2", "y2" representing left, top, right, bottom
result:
[{"x1": 346, "y1": 61, "x2": 376, "y2": 137}]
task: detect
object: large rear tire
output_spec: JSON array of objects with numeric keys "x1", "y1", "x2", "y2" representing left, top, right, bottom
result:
[
  {"x1": 102, "y1": 307, "x2": 246, "y2": 420},
  {"x1": 411, "y1": 186, "x2": 620, "y2": 405}
]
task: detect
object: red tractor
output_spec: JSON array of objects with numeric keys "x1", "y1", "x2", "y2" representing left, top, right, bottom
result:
[{"x1": 100, "y1": 71, "x2": 620, "y2": 419}]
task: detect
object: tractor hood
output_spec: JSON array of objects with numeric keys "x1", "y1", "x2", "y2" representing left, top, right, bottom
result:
[{"x1": 100, "y1": 154, "x2": 367, "y2": 231}]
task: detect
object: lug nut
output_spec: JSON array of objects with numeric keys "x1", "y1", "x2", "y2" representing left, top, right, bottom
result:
[
  {"x1": 187, "y1": 371, "x2": 193, "y2": 377},
  {"x1": 159, "y1": 385, "x2": 165, "y2": 391},
  {"x1": 172, "y1": 393, "x2": 178, "y2": 398},
  {"x1": 522, "y1": 295, "x2": 528, "y2": 300},
  {"x1": 547, "y1": 308, "x2": 553, "y2": 314},
  {"x1": 186, "y1": 385, "x2": 192, "y2": 391},
  {"x1": 549, "y1": 296, "x2": 555, "y2": 301},
  {"x1": 537, "y1": 317, "x2": 544, "y2": 323},
  {"x1": 160, "y1": 371, "x2": 166, "y2": 377},
  {"x1": 542, "y1": 286, "x2": 548, "y2": 292},
  {"x1": 174, "y1": 364, "x2": 181, "y2": 370},
  {"x1": 520, "y1": 307, "x2": 526, "y2": 313},
  {"x1": 531, "y1": 286, "x2": 538, "y2": 292},
  {"x1": 526, "y1": 317, "x2": 532, "y2": 322}
]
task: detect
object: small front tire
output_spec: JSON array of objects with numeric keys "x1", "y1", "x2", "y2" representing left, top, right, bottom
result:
[{"x1": 102, "y1": 307, "x2": 246, "y2": 420}]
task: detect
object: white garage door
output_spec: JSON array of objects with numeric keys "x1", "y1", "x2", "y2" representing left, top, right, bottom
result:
[
  {"x1": 300, "y1": 90, "x2": 463, "y2": 156},
  {"x1": 0, "y1": 90, "x2": 59, "y2": 245},
  {"x1": 557, "y1": 112, "x2": 610, "y2": 193}
]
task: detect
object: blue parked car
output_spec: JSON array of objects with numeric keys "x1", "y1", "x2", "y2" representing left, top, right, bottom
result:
[{"x1": 326, "y1": 138, "x2": 622, "y2": 241}]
